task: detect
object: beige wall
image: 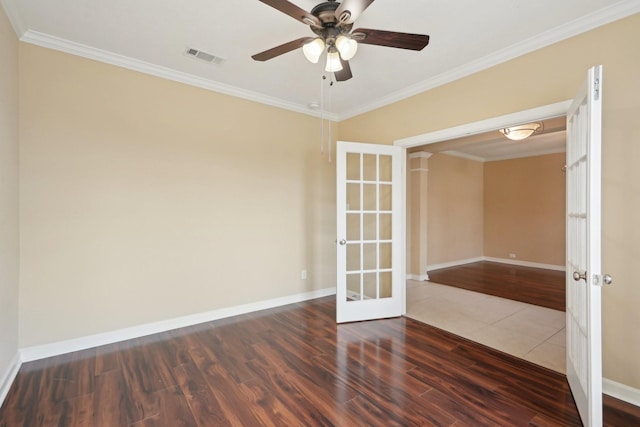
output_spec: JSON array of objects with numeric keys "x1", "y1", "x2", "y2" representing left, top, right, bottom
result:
[
  {"x1": 340, "y1": 14, "x2": 640, "y2": 389},
  {"x1": 427, "y1": 154, "x2": 484, "y2": 266},
  {"x1": 484, "y1": 153, "x2": 566, "y2": 266},
  {"x1": 0, "y1": 6, "x2": 20, "y2": 389},
  {"x1": 18, "y1": 44, "x2": 336, "y2": 347}
]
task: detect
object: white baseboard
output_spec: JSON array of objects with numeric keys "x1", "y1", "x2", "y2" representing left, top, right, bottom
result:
[
  {"x1": 604, "y1": 377, "x2": 640, "y2": 407},
  {"x1": 0, "y1": 352, "x2": 21, "y2": 407},
  {"x1": 20, "y1": 286, "x2": 336, "y2": 362},
  {"x1": 426, "y1": 256, "x2": 565, "y2": 273},
  {"x1": 426, "y1": 257, "x2": 484, "y2": 272},
  {"x1": 482, "y1": 257, "x2": 565, "y2": 271},
  {"x1": 8, "y1": 288, "x2": 640, "y2": 410},
  {"x1": 407, "y1": 273, "x2": 430, "y2": 281}
]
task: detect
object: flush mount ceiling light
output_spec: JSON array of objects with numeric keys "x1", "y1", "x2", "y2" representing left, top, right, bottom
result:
[{"x1": 499, "y1": 122, "x2": 543, "y2": 141}]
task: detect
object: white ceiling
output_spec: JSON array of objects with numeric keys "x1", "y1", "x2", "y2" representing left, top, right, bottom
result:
[{"x1": 2, "y1": 0, "x2": 638, "y2": 120}]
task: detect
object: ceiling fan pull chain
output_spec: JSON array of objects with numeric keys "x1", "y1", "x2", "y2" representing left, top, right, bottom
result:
[
  {"x1": 320, "y1": 74, "x2": 325, "y2": 154},
  {"x1": 328, "y1": 79, "x2": 334, "y2": 164}
]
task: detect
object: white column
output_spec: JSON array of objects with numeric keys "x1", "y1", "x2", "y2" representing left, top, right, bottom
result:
[{"x1": 408, "y1": 152, "x2": 432, "y2": 280}]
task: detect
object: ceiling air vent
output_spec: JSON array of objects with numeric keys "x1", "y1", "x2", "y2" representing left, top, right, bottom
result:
[{"x1": 185, "y1": 47, "x2": 223, "y2": 64}]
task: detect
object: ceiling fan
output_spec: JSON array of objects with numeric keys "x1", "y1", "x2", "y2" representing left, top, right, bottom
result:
[{"x1": 251, "y1": 0, "x2": 430, "y2": 82}]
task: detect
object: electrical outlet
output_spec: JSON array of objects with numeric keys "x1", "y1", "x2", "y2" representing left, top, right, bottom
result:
[
  {"x1": 509, "y1": 253, "x2": 517, "y2": 258},
  {"x1": 301, "y1": 270, "x2": 307, "y2": 280}
]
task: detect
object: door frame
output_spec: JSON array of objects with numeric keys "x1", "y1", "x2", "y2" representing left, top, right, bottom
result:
[{"x1": 393, "y1": 99, "x2": 572, "y2": 317}]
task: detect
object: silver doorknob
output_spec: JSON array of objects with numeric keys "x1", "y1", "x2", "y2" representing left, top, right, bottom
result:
[
  {"x1": 338, "y1": 239, "x2": 347, "y2": 245},
  {"x1": 573, "y1": 271, "x2": 586, "y2": 282},
  {"x1": 603, "y1": 274, "x2": 613, "y2": 285}
]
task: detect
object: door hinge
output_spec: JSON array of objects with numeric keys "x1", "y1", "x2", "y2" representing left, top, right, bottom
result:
[{"x1": 594, "y1": 78, "x2": 600, "y2": 101}]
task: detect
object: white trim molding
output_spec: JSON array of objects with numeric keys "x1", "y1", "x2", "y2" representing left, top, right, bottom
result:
[
  {"x1": 407, "y1": 274, "x2": 430, "y2": 281},
  {"x1": 0, "y1": 352, "x2": 21, "y2": 407},
  {"x1": 441, "y1": 151, "x2": 486, "y2": 163},
  {"x1": 339, "y1": 0, "x2": 640, "y2": 120},
  {"x1": 20, "y1": 287, "x2": 336, "y2": 362},
  {"x1": 603, "y1": 378, "x2": 640, "y2": 407},
  {"x1": 483, "y1": 257, "x2": 565, "y2": 272},
  {"x1": 18, "y1": 31, "x2": 340, "y2": 122},
  {"x1": 426, "y1": 257, "x2": 565, "y2": 273},
  {"x1": 4, "y1": 1, "x2": 637, "y2": 122},
  {"x1": 427, "y1": 257, "x2": 485, "y2": 272}
]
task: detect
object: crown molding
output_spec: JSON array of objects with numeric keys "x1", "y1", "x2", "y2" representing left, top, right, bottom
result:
[
  {"x1": 338, "y1": 0, "x2": 640, "y2": 121},
  {"x1": 9, "y1": 1, "x2": 639, "y2": 122},
  {"x1": 19, "y1": 30, "x2": 340, "y2": 122},
  {"x1": 441, "y1": 151, "x2": 486, "y2": 163}
]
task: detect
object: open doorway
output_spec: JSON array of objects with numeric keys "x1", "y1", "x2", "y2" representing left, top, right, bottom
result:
[{"x1": 398, "y1": 107, "x2": 570, "y2": 373}]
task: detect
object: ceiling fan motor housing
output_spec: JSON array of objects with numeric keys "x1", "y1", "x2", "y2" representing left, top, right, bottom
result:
[{"x1": 310, "y1": 1, "x2": 353, "y2": 43}]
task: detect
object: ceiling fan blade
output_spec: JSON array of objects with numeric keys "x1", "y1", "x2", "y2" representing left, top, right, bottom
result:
[
  {"x1": 352, "y1": 28, "x2": 430, "y2": 51},
  {"x1": 334, "y1": 59, "x2": 353, "y2": 82},
  {"x1": 335, "y1": 0, "x2": 375, "y2": 25},
  {"x1": 258, "y1": 0, "x2": 322, "y2": 27},
  {"x1": 252, "y1": 37, "x2": 313, "y2": 61}
]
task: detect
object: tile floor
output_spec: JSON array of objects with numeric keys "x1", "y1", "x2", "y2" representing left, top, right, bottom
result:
[{"x1": 406, "y1": 279, "x2": 566, "y2": 373}]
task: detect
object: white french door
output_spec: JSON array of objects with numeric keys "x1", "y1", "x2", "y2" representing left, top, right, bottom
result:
[
  {"x1": 566, "y1": 65, "x2": 604, "y2": 427},
  {"x1": 336, "y1": 141, "x2": 404, "y2": 323}
]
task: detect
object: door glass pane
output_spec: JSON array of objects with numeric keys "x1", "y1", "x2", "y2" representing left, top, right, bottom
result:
[
  {"x1": 363, "y1": 184, "x2": 376, "y2": 210},
  {"x1": 363, "y1": 243, "x2": 377, "y2": 270},
  {"x1": 347, "y1": 274, "x2": 360, "y2": 301},
  {"x1": 379, "y1": 184, "x2": 392, "y2": 211},
  {"x1": 379, "y1": 214, "x2": 392, "y2": 240},
  {"x1": 363, "y1": 154, "x2": 377, "y2": 181},
  {"x1": 363, "y1": 214, "x2": 377, "y2": 240},
  {"x1": 379, "y1": 272, "x2": 392, "y2": 298},
  {"x1": 347, "y1": 183, "x2": 360, "y2": 211},
  {"x1": 379, "y1": 242, "x2": 392, "y2": 269},
  {"x1": 379, "y1": 155, "x2": 392, "y2": 182},
  {"x1": 347, "y1": 214, "x2": 360, "y2": 241},
  {"x1": 363, "y1": 273, "x2": 377, "y2": 299},
  {"x1": 346, "y1": 153, "x2": 360, "y2": 180},
  {"x1": 346, "y1": 243, "x2": 360, "y2": 272}
]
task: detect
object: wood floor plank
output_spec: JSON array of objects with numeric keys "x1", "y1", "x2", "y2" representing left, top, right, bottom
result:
[
  {"x1": 238, "y1": 378, "x2": 316, "y2": 426},
  {"x1": 185, "y1": 346, "x2": 273, "y2": 426},
  {"x1": 1, "y1": 296, "x2": 639, "y2": 426},
  {"x1": 427, "y1": 261, "x2": 566, "y2": 311},
  {"x1": 173, "y1": 360, "x2": 244, "y2": 427},
  {"x1": 129, "y1": 386, "x2": 198, "y2": 427},
  {"x1": 93, "y1": 369, "x2": 137, "y2": 426},
  {"x1": 247, "y1": 341, "x2": 359, "y2": 425}
]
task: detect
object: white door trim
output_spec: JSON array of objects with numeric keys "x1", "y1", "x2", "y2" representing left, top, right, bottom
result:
[{"x1": 394, "y1": 101, "x2": 573, "y2": 314}]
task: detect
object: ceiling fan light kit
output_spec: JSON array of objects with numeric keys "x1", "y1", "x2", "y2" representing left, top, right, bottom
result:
[
  {"x1": 302, "y1": 38, "x2": 326, "y2": 63},
  {"x1": 253, "y1": 0, "x2": 430, "y2": 82},
  {"x1": 325, "y1": 47, "x2": 343, "y2": 72},
  {"x1": 335, "y1": 35, "x2": 357, "y2": 60},
  {"x1": 499, "y1": 122, "x2": 543, "y2": 141}
]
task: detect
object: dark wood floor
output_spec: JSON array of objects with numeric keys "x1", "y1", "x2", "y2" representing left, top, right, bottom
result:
[
  {"x1": 428, "y1": 261, "x2": 566, "y2": 311},
  {"x1": 1, "y1": 297, "x2": 638, "y2": 426}
]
